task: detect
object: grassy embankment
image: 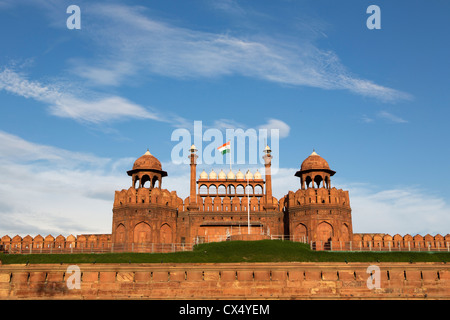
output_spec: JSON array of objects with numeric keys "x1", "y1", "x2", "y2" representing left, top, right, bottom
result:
[{"x1": 0, "y1": 240, "x2": 449, "y2": 264}]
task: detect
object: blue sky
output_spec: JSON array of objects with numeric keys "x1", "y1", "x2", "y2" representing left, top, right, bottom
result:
[{"x1": 0, "y1": 0, "x2": 449, "y2": 236}]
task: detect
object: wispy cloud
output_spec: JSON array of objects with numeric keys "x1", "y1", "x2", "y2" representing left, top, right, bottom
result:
[
  {"x1": 208, "y1": 118, "x2": 290, "y2": 139},
  {"x1": 258, "y1": 118, "x2": 290, "y2": 139},
  {"x1": 0, "y1": 130, "x2": 131, "y2": 235},
  {"x1": 378, "y1": 110, "x2": 408, "y2": 123},
  {"x1": 360, "y1": 111, "x2": 408, "y2": 124},
  {"x1": 272, "y1": 170, "x2": 450, "y2": 236},
  {"x1": 0, "y1": 68, "x2": 164, "y2": 124},
  {"x1": 209, "y1": 0, "x2": 246, "y2": 16},
  {"x1": 69, "y1": 3, "x2": 412, "y2": 102},
  {"x1": 0, "y1": 130, "x2": 105, "y2": 167},
  {"x1": 360, "y1": 114, "x2": 374, "y2": 123},
  {"x1": 345, "y1": 182, "x2": 450, "y2": 235}
]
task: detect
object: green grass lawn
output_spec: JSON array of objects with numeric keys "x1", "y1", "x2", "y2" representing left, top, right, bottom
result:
[{"x1": 1, "y1": 240, "x2": 449, "y2": 264}]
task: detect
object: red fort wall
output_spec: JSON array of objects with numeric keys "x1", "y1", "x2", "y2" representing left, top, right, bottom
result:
[{"x1": 0, "y1": 262, "x2": 449, "y2": 299}]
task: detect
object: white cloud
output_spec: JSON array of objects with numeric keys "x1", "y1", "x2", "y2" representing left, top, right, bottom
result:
[
  {"x1": 50, "y1": 96, "x2": 161, "y2": 123},
  {"x1": 360, "y1": 114, "x2": 374, "y2": 123},
  {"x1": 211, "y1": 119, "x2": 247, "y2": 131},
  {"x1": 209, "y1": 118, "x2": 290, "y2": 139},
  {"x1": 0, "y1": 68, "x2": 162, "y2": 124},
  {"x1": 72, "y1": 61, "x2": 136, "y2": 87},
  {"x1": 71, "y1": 3, "x2": 412, "y2": 102},
  {"x1": 210, "y1": 0, "x2": 246, "y2": 16},
  {"x1": 340, "y1": 181, "x2": 450, "y2": 236},
  {"x1": 377, "y1": 110, "x2": 408, "y2": 123},
  {"x1": 258, "y1": 118, "x2": 290, "y2": 139},
  {"x1": 0, "y1": 130, "x2": 104, "y2": 167},
  {"x1": 0, "y1": 130, "x2": 130, "y2": 236},
  {"x1": 271, "y1": 170, "x2": 449, "y2": 236}
]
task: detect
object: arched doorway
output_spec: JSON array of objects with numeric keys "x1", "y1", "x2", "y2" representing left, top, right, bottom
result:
[
  {"x1": 115, "y1": 224, "x2": 126, "y2": 244},
  {"x1": 134, "y1": 222, "x2": 151, "y2": 244},
  {"x1": 317, "y1": 221, "x2": 333, "y2": 250},
  {"x1": 294, "y1": 223, "x2": 308, "y2": 242},
  {"x1": 341, "y1": 223, "x2": 350, "y2": 241},
  {"x1": 160, "y1": 223, "x2": 172, "y2": 244}
]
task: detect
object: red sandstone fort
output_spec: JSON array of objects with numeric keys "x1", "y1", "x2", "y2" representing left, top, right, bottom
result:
[{"x1": 1, "y1": 146, "x2": 448, "y2": 253}]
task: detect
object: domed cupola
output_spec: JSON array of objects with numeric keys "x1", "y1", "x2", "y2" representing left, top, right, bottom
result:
[
  {"x1": 127, "y1": 149, "x2": 167, "y2": 189},
  {"x1": 295, "y1": 150, "x2": 335, "y2": 189},
  {"x1": 199, "y1": 170, "x2": 208, "y2": 180},
  {"x1": 209, "y1": 169, "x2": 217, "y2": 180},
  {"x1": 227, "y1": 169, "x2": 235, "y2": 180},
  {"x1": 254, "y1": 169, "x2": 262, "y2": 180},
  {"x1": 300, "y1": 150, "x2": 333, "y2": 172},
  {"x1": 236, "y1": 169, "x2": 244, "y2": 180},
  {"x1": 131, "y1": 149, "x2": 163, "y2": 171},
  {"x1": 218, "y1": 169, "x2": 226, "y2": 180}
]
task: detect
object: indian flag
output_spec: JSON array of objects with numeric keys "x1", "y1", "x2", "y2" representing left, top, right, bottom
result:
[{"x1": 218, "y1": 141, "x2": 231, "y2": 154}]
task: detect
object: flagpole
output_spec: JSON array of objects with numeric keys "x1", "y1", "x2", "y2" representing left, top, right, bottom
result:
[
  {"x1": 247, "y1": 174, "x2": 250, "y2": 235},
  {"x1": 228, "y1": 140, "x2": 232, "y2": 172}
]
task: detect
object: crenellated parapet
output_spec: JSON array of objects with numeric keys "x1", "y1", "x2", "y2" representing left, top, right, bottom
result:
[
  {"x1": 351, "y1": 233, "x2": 450, "y2": 250},
  {"x1": 0, "y1": 234, "x2": 111, "y2": 252},
  {"x1": 285, "y1": 187, "x2": 350, "y2": 208},
  {"x1": 113, "y1": 187, "x2": 183, "y2": 210}
]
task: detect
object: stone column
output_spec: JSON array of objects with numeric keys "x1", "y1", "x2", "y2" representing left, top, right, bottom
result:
[
  {"x1": 263, "y1": 145, "x2": 275, "y2": 211},
  {"x1": 188, "y1": 145, "x2": 199, "y2": 211}
]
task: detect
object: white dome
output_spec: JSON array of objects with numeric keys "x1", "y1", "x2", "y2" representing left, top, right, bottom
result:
[
  {"x1": 236, "y1": 169, "x2": 244, "y2": 180},
  {"x1": 227, "y1": 169, "x2": 235, "y2": 179},
  {"x1": 209, "y1": 169, "x2": 217, "y2": 179},
  {"x1": 218, "y1": 169, "x2": 226, "y2": 180},
  {"x1": 245, "y1": 170, "x2": 253, "y2": 180},
  {"x1": 199, "y1": 170, "x2": 208, "y2": 179},
  {"x1": 254, "y1": 169, "x2": 262, "y2": 179}
]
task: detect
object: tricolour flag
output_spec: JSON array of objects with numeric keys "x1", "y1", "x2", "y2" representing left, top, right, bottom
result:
[{"x1": 217, "y1": 141, "x2": 231, "y2": 155}]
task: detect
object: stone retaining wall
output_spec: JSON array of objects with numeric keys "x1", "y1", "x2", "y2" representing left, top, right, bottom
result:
[{"x1": 0, "y1": 262, "x2": 448, "y2": 299}]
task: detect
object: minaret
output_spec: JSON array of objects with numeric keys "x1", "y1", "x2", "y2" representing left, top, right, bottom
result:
[
  {"x1": 188, "y1": 144, "x2": 199, "y2": 210},
  {"x1": 262, "y1": 145, "x2": 275, "y2": 210}
]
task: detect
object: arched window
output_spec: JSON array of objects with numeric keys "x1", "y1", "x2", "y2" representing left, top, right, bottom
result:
[
  {"x1": 152, "y1": 176, "x2": 160, "y2": 188},
  {"x1": 218, "y1": 185, "x2": 226, "y2": 194},
  {"x1": 314, "y1": 175, "x2": 323, "y2": 188},
  {"x1": 141, "y1": 175, "x2": 151, "y2": 188},
  {"x1": 305, "y1": 176, "x2": 313, "y2": 188},
  {"x1": 254, "y1": 185, "x2": 263, "y2": 195},
  {"x1": 199, "y1": 185, "x2": 208, "y2": 195},
  {"x1": 236, "y1": 185, "x2": 244, "y2": 195}
]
